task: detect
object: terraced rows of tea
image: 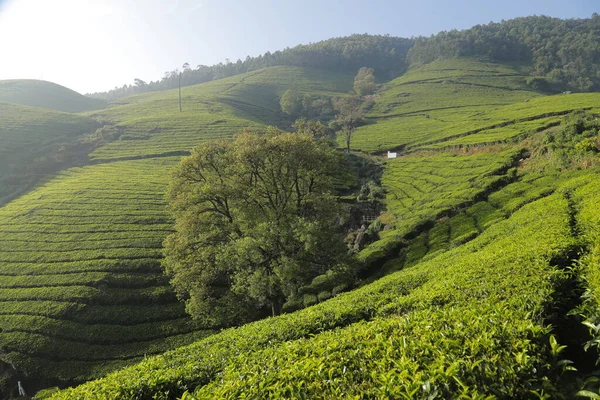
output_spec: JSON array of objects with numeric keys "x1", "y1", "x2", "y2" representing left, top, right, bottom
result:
[
  {"x1": 383, "y1": 150, "x2": 519, "y2": 230},
  {"x1": 2, "y1": 54, "x2": 599, "y2": 398},
  {"x1": 88, "y1": 66, "x2": 352, "y2": 161},
  {"x1": 358, "y1": 148, "x2": 521, "y2": 264},
  {"x1": 382, "y1": 168, "x2": 587, "y2": 273},
  {"x1": 0, "y1": 80, "x2": 106, "y2": 113},
  {"x1": 0, "y1": 157, "x2": 212, "y2": 381},
  {"x1": 351, "y1": 59, "x2": 600, "y2": 152},
  {"x1": 0, "y1": 102, "x2": 100, "y2": 204},
  {"x1": 0, "y1": 65, "x2": 354, "y2": 387},
  {"x1": 50, "y1": 166, "x2": 600, "y2": 399}
]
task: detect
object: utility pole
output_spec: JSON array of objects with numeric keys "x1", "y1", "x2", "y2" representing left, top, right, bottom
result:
[{"x1": 178, "y1": 72, "x2": 182, "y2": 112}]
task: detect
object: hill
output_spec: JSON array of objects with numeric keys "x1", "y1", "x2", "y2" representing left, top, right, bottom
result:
[
  {"x1": 0, "y1": 102, "x2": 100, "y2": 205},
  {"x1": 89, "y1": 15, "x2": 600, "y2": 102},
  {"x1": 45, "y1": 56, "x2": 600, "y2": 399},
  {"x1": 351, "y1": 58, "x2": 600, "y2": 153},
  {"x1": 407, "y1": 14, "x2": 600, "y2": 92},
  {"x1": 0, "y1": 80, "x2": 106, "y2": 113},
  {"x1": 49, "y1": 174, "x2": 600, "y2": 399},
  {"x1": 1, "y1": 16, "x2": 600, "y2": 398},
  {"x1": 0, "y1": 65, "x2": 353, "y2": 397},
  {"x1": 87, "y1": 35, "x2": 412, "y2": 101},
  {"x1": 87, "y1": 66, "x2": 352, "y2": 161}
]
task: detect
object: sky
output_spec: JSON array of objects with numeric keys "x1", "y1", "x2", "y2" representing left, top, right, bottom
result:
[{"x1": 0, "y1": 0, "x2": 597, "y2": 94}]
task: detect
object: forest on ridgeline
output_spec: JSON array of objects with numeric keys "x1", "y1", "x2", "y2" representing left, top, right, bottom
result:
[{"x1": 90, "y1": 15, "x2": 600, "y2": 101}]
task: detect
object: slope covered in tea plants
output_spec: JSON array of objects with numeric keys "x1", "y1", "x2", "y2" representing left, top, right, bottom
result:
[
  {"x1": 49, "y1": 166, "x2": 600, "y2": 399},
  {"x1": 0, "y1": 65, "x2": 354, "y2": 395},
  {"x1": 0, "y1": 102, "x2": 100, "y2": 205},
  {"x1": 351, "y1": 59, "x2": 600, "y2": 152},
  {"x1": 87, "y1": 66, "x2": 352, "y2": 161},
  {"x1": 0, "y1": 158, "x2": 213, "y2": 384},
  {"x1": 45, "y1": 55, "x2": 600, "y2": 399},
  {"x1": 0, "y1": 80, "x2": 106, "y2": 113}
]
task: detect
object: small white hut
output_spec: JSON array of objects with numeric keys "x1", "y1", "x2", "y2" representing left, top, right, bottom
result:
[{"x1": 387, "y1": 151, "x2": 397, "y2": 159}]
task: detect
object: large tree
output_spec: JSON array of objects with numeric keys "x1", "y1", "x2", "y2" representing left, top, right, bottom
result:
[{"x1": 163, "y1": 129, "x2": 346, "y2": 326}]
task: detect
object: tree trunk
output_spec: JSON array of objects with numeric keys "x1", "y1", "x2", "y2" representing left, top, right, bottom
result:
[
  {"x1": 345, "y1": 133, "x2": 351, "y2": 153},
  {"x1": 270, "y1": 299, "x2": 283, "y2": 317}
]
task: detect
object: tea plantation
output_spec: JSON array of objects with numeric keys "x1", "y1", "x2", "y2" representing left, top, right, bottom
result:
[
  {"x1": 0, "y1": 158, "x2": 213, "y2": 382},
  {"x1": 0, "y1": 80, "x2": 105, "y2": 113},
  {"x1": 0, "y1": 65, "x2": 354, "y2": 394},
  {"x1": 86, "y1": 66, "x2": 352, "y2": 161},
  {"x1": 0, "y1": 52, "x2": 599, "y2": 399},
  {"x1": 48, "y1": 170, "x2": 600, "y2": 399},
  {"x1": 0, "y1": 102, "x2": 100, "y2": 205},
  {"x1": 351, "y1": 59, "x2": 600, "y2": 152}
]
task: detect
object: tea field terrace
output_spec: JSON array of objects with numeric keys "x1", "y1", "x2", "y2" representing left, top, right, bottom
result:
[
  {"x1": 351, "y1": 59, "x2": 600, "y2": 152},
  {"x1": 0, "y1": 80, "x2": 106, "y2": 113},
  {"x1": 87, "y1": 66, "x2": 353, "y2": 161}
]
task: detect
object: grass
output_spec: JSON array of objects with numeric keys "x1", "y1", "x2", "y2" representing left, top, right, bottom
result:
[{"x1": 0, "y1": 80, "x2": 106, "y2": 113}]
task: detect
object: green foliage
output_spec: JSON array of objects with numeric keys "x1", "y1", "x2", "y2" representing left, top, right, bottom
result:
[
  {"x1": 382, "y1": 150, "x2": 517, "y2": 235},
  {"x1": 292, "y1": 118, "x2": 331, "y2": 140},
  {"x1": 279, "y1": 88, "x2": 302, "y2": 116},
  {"x1": 332, "y1": 94, "x2": 365, "y2": 152},
  {"x1": 88, "y1": 66, "x2": 352, "y2": 161},
  {"x1": 163, "y1": 130, "x2": 347, "y2": 325},
  {"x1": 0, "y1": 65, "x2": 357, "y2": 392},
  {"x1": 357, "y1": 180, "x2": 385, "y2": 202},
  {"x1": 524, "y1": 111, "x2": 600, "y2": 172},
  {"x1": 526, "y1": 76, "x2": 553, "y2": 92},
  {"x1": 0, "y1": 158, "x2": 210, "y2": 386},
  {"x1": 0, "y1": 102, "x2": 100, "y2": 205},
  {"x1": 3, "y1": 35, "x2": 600, "y2": 398},
  {"x1": 407, "y1": 15, "x2": 600, "y2": 91},
  {"x1": 353, "y1": 67, "x2": 376, "y2": 96},
  {"x1": 350, "y1": 58, "x2": 600, "y2": 153}
]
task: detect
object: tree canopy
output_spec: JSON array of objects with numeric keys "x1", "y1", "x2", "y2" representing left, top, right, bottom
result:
[
  {"x1": 407, "y1": 15, "x2": 600, "y2": 91},
  {"x1": 353, "y1": 67, "x2": 376, "y2": 96},
  {"x1": 280, "y1": 89, "x2": 302, "y2": 117},
  {"x1": 162, "y1": 129, "x2": 347, "y2": 326}
]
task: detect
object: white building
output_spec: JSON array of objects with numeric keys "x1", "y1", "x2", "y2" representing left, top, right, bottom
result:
[{"x1": 387, "y1": 151, "x2": 397, "y2": 159}]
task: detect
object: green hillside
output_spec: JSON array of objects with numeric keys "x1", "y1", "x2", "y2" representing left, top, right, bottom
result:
[
  {"x1": 351, "y1": 59, "x2": 600, "y2": 152},
  {"x1": 0, "y1": 158, "x2": 212, "y2": 384},
  {"x1": 43, "y1": 56, "x2": 600, "y2": 399},
  {"x1": 48, "y1": 167, "x2": 600, "y2": 399},
  {"x1": 0, "y1": 18, "x2": 600, "y2": 399},
  {"x1": 87, "y1": 66, "x2": 352, "y2": 161},
  {"x1": 0, "y1": 65, "x2": 353, "y2": 396},
  {"x1": 0, "y1": 80, "x2": 106, "y2": 113},
  {"x1": 0, "y1": 102, "x2": 100, "y2": 204}
]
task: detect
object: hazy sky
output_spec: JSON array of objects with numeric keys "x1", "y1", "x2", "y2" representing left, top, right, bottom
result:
[{"x1": 0, "y1": 0, "x2": 597, "y2": 94}]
